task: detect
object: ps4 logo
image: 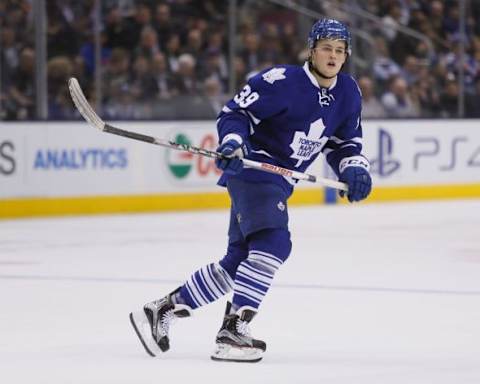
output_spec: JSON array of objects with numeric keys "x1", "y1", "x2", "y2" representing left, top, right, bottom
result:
[{"x1": 370, "y1": 128, "x2": 400, "y2": 177}]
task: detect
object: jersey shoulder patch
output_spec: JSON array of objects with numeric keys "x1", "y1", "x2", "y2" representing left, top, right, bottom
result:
[{"x1": 262, "y1": 67, "x2": 287, "y2": 84}]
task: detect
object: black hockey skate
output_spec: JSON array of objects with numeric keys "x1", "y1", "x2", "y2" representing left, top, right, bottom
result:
[
  {"x1": 211, "y1": 301, "x2": 266, "y2": 363},
  {"x1": 129, "y1": 287, "x2": 192, "y2": 356}
]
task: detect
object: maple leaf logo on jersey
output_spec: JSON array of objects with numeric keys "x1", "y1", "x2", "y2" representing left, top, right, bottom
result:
[
  {"x1": 289, "y1": 118, "x2": 329, "y2": 167},
  {"x1": 262, "y1": 68, "x2": 286, "y2": 84}
]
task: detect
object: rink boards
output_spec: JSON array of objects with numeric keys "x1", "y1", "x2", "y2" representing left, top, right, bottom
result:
[{"x1": 1, "y1": 120, "x2": 479, "y2": 218}]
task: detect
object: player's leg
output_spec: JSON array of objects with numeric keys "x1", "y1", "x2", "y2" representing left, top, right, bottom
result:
[
  {"x1": 130, "y1": 207, "x2": 248, "y2": 356},
  {"x1": 176, "y1": 207, "x2": 247, "y2": 309},
  {"x1": 231, "y1": 227, "x2": 291, "y2": 312},
  {"x1": 212, "y1": 179, "x2": 292, "y2": 362}
]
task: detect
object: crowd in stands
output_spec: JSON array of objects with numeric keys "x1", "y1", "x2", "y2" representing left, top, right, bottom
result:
[{"x1": 1, "y1": 0, "x2": 480, "y2": 120}]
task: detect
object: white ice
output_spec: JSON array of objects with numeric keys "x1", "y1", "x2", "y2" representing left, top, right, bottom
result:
[{"x1": 1, "y1": 200, "x2": 479, "y2": 384}]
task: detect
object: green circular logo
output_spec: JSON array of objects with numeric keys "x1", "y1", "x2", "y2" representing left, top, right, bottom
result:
[{"x1": 167, "y1": 133, "x2": 193, "y2": 178}]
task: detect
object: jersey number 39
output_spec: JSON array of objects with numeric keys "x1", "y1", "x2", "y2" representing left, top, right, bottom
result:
[{"x1": 234, "y1": 85, "x2": 259, "y2": 108}]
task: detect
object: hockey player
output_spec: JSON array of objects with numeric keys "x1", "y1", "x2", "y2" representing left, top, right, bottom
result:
[{"x1": 130, "y1": 18, "x2": 372, "y2": 362}]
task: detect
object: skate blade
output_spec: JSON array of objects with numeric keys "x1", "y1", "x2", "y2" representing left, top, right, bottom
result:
[
  {"x1": 210, "y1": 343, "x2": 263, "y2": 363},
  {"x1": 129, "y1": 311, "x2": 161, "y2": 357}
]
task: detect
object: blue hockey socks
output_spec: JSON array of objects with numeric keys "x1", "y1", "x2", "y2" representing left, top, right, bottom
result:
[
  {"x1": 231, "y1": 228, "x2": 292, "y2": 310},
  {"x1": 177, "y1": 262, "x2": 234, "y2": 309}
]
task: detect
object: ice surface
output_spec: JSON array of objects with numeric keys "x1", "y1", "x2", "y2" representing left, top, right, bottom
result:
[{"x1": 1, "y1": 200, "x2": 479, "y2": 384}]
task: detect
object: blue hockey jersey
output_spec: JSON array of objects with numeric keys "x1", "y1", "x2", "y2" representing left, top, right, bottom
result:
[{"x1": 217, "y1": 62, "x2": 365, "y2": 195}]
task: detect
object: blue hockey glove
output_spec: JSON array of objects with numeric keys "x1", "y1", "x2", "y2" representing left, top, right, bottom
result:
[
  {"x1": 215, "y1": 135, "x2": 250, "y2": 175},
  {"x1": 338, "y1": 156, "x2": 372, "y2": 203}
]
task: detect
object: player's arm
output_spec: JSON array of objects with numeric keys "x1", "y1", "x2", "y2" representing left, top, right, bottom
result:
[
  {"x1": 215, "y1": 68, "x2": 289, "y2": 174},
  {"x1": 323, "y1": 109, "x2": 372, "y2": 202}
]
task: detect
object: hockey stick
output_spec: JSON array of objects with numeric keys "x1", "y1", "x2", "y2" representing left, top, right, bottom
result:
[{"x1": 68, "y1": 77, "x2": 348, "y2": 191}]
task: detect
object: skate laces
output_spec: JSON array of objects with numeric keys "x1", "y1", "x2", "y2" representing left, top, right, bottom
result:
[
  {"x1": 236, "y1": 318, "x2": 251, "y2": 337},
  {"x1": 159, "y1": 309, "x2": 176, "y2": 337}
]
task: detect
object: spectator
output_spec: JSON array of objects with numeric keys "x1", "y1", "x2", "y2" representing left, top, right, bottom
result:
[
  {"x1": 441, "y1": 40, "x2": 479, "y2": 93},
  {"x1": 205, "y1": 30, "x2": 225, "y2": 54},
  {"x1": 3, "y1": 0, "x2": 480, "y2": 121},
  {"x1": 381, "y1": 75, "x2": 420, "y2": 118},
  {"x1": 1, "y1": 27, "x2": 20, "y2": 87},
  {"x1": 381, "y1": 2, "x2": 404, "y2": 42},
  {"x1": 79, "y1": 32, "x2": 111, "y2": 77},
  {"x1": 104, "y1": 83, "x2": 138, "y2": 120},
  {"x1": 151, "y1": 52, "x2": 174, "y2": 100},
  {"x1": 439, "y1": 77, "x2": 459, "y2": 118},
  {"x1": 400, "y1": 55, "x2": 420, "y2": 85},
  {"x1": 429, "y1": 1, "x2": 448, "y2": 43},
  {"x1": 130, "y1": 3, "x2": 153, "y2": 49},
  {"x1": 2, "y1": 0, "x2": 33, "y2": 45},
  {"x1": 134, "y1": 26, "x2": 160, "y2": 59},
  {"x1": 47, "y1": 56, "x2": 73, "y2": 104},
  {"x1": 46, "y1": 2, "x2": 79, "y2": 58},
  {"x1": 260, "y1": 22, "x2": 284, "y2": 64},
  {"x1": 281, "y1": 22, "x2": 302, "y2": 64},
  {"x1": 465, "y1": 77, "x2": 480, "y2": 117},
  {"x1": 358, "y1": 75, "x2": 387, "y2": 119},
  {"x1": 104, "y1": 6, "x2": 136, "y2": 50},
  {"x1": 164, "y1": 33, "x2": 182, "y2": 73},
  {"x1": 390, "y1": 6, "x2": 425, "y2": 65},
  {"x1": 372, "y1": 36, "x2": 402, "y2": 89},
  {"x1": 443, "y1": 3, "x2": 461, "y2": 39},
  {"x1": 202, "y1": 31, "x2": 228, "y2": 84},
  {"x1": 171, "y1": 53, "x2": 199, "y2": 96},
  {"x1": 411, "y1": 68, "x2": 441, "y2": 117},
  {"x1": 183, "y1": 28, "x2": 204, "y2": 57},
  {"x1": 199, "y1": 50, "x2": 228, "y2": 91},
  {"x1": 71, "y1": 55, "x2": 90, "y2": 89},
  {"x1": 232, "y1": 56, "x2": 248, "y2": 91},
  {"x1": 6, "y1": 47, "x2": 35, "y2": 120},
  {"x1": 239, "y1": 32, "x2": 262, "y2": 73},
  {"x1": 154, "y1": 3, "x2": 178, "y2": 49},
  {"x1": 202, "y1": 76, "x2": 225, "y2": 117},
  {"x1": 102, "y1": 48, "x2": 131, "y2": 103},
  {"x1": 130, "y1": 55, "x2": 156, "y2": 102}
]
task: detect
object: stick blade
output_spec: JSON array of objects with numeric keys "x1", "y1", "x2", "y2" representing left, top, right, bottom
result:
[{"x1": 68, "y1": 77, "x2": 105, "y2": 131}]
